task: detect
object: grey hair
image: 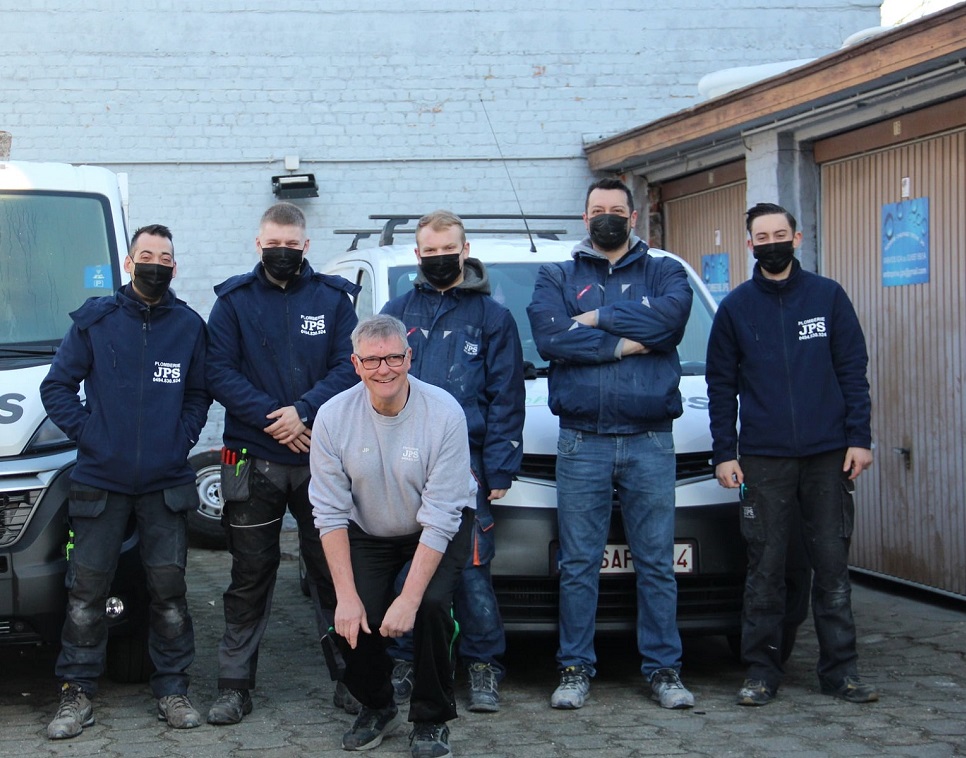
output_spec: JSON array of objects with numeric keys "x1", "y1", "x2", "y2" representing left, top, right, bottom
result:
[{"x1": 351, "y1": 314, "x2": 409, "y2": 353}]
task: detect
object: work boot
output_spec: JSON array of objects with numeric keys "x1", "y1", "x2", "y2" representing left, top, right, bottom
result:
[
  {"x1": 736, "y1": 678, "x2": 776, "y2": 706},
  {"x1": 409, "y1": 721, "x2": 452, "y2": 758},
  {"x1": 467, "y1": 662, "x2": 500, "y2": 713},
  {"x1": 207, "y1": 688, "x2": 253, "y2": 725},
  {"x1": 550, "y1": 664, "x2": 590, "y2": 709},
  {"x1": 342, "y1": 704, "x2": 402, "y2": 750},
  {"x1": 649, "y1": 667, "x2": 695, "y2": 709},
  {"x1": 47, "y1": 682, "x2": 94, "y2": 740},
  {"x1": 333, "y1": 680, "x2": 362, "y2": 714},
  {"x1": 820, "y1": 674, "x2": 879, "y2": 703},
  {"x1": 157, "y1": 693, "x2": 202, "y2": 728}
]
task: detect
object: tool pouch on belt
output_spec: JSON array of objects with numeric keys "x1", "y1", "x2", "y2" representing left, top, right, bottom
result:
[{"x1": 220, "y1": 447, "x2": 253, "y2": 503}]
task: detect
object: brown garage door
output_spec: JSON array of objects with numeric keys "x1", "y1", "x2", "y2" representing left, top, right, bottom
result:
[{"x1": 820, "y1": 126, "x2": 966, "y2": 597}]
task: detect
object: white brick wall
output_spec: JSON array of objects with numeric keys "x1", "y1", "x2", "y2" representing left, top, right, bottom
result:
[{"x1": 0, "y1": 1, "x2": 880, "y2": 446}]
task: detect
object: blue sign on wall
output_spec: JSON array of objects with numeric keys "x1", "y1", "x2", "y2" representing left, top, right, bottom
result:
[
  {"x1": 882, "y1": 197, "x2": 929, "y2": 287},
  {"x1": 84, "y1": 265, "x2": 110, "y2": 289},
  {"x1": 702, "y1": 253, "x2": 730, "y2": 304}
]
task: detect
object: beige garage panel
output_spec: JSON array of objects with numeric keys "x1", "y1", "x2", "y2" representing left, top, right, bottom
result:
[
  {"x1": 820, "y1": 127, "x2": 966, "y2": 597},
  {"x1": 662, "y1": 162, "x2": 747, "y2": 296}
]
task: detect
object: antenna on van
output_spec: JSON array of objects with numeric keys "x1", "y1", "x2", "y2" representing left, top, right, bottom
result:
[{"x1": 479, "y1": 97, "x2": 537, "y2": 253}]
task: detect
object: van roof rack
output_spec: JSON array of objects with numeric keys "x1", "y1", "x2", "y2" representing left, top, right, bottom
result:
[{"x1": 333, "y1": 214, "x2": 582, "y2": 249}]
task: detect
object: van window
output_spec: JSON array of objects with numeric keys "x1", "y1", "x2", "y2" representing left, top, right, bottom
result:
[
  {"x1": 387, "y1": 262, "x2": 712, "y2": 375},
  {"x1": 0, "y1": 191, "x2": 120, "y2": 345}
]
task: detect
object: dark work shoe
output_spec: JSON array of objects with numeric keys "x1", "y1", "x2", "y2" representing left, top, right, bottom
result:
[
  {"x1": 467, "y1": 662, "x2": 500, "y2": 713},
  {"x1": 157, "y1": 693, "x2": 202, "y2": 728},
  {"x1": 820, "y1": 675, "x2": 879, "y2": 703},
  {"x1": 342, "y1": 704, "x2": 402, "y2": 751},
  {"x1": 47, "y1": 683, "x2": 94, "y2": 740},
  {"x1": 550, "y1": 665, "x2": 590, "y2": 709},
  {"x1": 392, "y1": 658, "x2": 415, "y2": 704},
  {"x1": 334, "y1": 680, "x2": 362, "y2": 715},
  {"x1": 736, "y1": 679, "x2": 775, "y2": 706},
  {"x1": 207, "y1": 688, "x2": 253, "y2": 725},
  {"x1": 409, "y1": 721, "x2": 451, "y2": 758}
]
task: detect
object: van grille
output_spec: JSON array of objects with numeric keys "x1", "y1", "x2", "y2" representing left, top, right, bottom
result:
[
  {"x1": 493, "y1": 574, "x2": 744, "y2": 631},
  {"x1": 0, "y1": 490, "x2": 40, "y2": 548},
  {"x1": 518, "y1": 451, "x2": 714, "y2": 483}
]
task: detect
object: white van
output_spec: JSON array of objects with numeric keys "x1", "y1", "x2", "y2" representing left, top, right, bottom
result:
[
  {"x1": 0, "y1": 161, "x2": 149, "y2": 680},
  {"x1": 324, "y1": 215, "x2": 745, "y2": 635}
]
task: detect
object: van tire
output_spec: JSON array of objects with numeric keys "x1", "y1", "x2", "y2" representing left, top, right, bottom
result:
[
  {"x1": 188, "y1": 450, "x2": 228, "y2": 550},
  {"x1": 106, "y1": 630, "x2": 153, "y2": 683}
]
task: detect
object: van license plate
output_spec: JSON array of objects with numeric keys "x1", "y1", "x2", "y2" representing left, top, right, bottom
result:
[{"x1": 600, "y1": 543, "x2": 695, "y2": 574}]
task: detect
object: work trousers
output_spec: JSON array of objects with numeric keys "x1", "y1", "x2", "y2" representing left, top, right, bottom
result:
[
  {"x1": 739, "y1": 449, "x2": 860, "y2": 691},
  {"x1": 343, "y1": 510, "x2": 472, "y2": 724},
  {"x1": 216, "y1": 459, "x2": 334, "y2": 690}
]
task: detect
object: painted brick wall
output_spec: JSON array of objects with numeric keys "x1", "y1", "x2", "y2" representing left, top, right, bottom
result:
[{"x1": 0, "y1": 1, "x2": 880, "y2": 445}]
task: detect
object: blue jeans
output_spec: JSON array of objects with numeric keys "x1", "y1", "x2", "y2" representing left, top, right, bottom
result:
[
  {"x1": 555, "y1": 428, "x2": 682, "y2": 679},
  {"x1": 387, "y1": 449, "x2": 506, "y2": 675},
  {"x1": 739, "y1": 450, "x2": 859, "y2": 691},
  {"x1": 57, "y1": 484, "x2": 195, "y2": 698}
]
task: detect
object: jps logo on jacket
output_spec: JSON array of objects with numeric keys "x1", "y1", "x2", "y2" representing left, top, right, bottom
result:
[
  {"x1": 152, "y1": 361, "x2": 182, "y2": 384},
  {"x1": 797, "y1": 316, "x2": 827, "y2": 341},
  {"x1": 300, "y1": 314, "x2": 326, "y2": 336},
  {"x1": 463, "y1": 340, "x2": 479, "y2": 356}
]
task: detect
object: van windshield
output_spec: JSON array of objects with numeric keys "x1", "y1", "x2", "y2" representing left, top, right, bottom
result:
[
  {"x1": 0, "y1": 191, "x2": 120, "y2": 347},
  {"x1": 387, "y1": 261, "x2": 713, "y2": 376}
]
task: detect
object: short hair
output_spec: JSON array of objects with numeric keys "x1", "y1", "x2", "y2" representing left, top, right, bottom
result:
[
  {"x1": 351, "y1": 314, "x2": 409, "y2": 354},
  {"x1": 415, "y1": 210, "x2": 466, "y2": 246},
  {"x1": 746, "y1": 203, "x2": 797, "y2": 235},
  {"x1": 585, "y1": 177, "x2": 634, "y2": 213},
  {"x1": 129, "y1": 224, "x2": 173, "y2": 256},
  {"x1": 260, "y1": 202, "x2": 306, "y2": 230}
]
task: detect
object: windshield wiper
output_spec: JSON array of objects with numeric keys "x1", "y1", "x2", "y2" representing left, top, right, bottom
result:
[{"x1": 0, "y1": 345, "x2": 59, "y2": 357}]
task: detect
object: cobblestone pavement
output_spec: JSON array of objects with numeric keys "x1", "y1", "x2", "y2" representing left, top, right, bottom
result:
[{"x1": 2, "y1": 530, "x2": 965, "y2": 757}]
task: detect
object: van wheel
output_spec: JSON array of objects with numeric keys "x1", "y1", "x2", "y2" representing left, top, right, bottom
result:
[
  {"x1": 105, "y1": 630, "x2": 153, "y2": 683},
  {"x1": 188, "y1": 450, "x2": 228, "y2": 549}
]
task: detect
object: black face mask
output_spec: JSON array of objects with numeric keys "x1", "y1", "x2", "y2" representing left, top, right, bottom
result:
[
  {"x1": 261, "y1": 246, "x2": 304, "y2": 282},
  {"x1": 419, "y1": 253, "x2": 462, "y2": 289},
  {"x1": 132, "y1": 262, "x2": 173, "y2": 301},
  {"x1": 753, "y1": 241, "x2": 796, "y2": 275},
  {"x1": 589, "y1": 214, "x2": 631, "y2": 251}
]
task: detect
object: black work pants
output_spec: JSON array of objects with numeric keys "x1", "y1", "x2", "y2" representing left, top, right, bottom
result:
[
  {"x1": 343, "y1": 509, "x2": 472, "y2": 724},
  {"x1": 739, "y1": 449, "x2": 859, "y2": 691}
]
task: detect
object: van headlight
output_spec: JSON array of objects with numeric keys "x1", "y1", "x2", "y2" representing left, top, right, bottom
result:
[{"x1": 24, "y1": 417, "x2": 74, "y2": 454}]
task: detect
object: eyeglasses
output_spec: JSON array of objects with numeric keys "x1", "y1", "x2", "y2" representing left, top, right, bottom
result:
[{"x1": 355, "y1": 353, "x2": 407, "y2": 370}]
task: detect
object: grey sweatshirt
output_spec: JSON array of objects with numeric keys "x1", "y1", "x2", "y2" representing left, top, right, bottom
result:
[{"x1": 310, "y1": 375, "x2": 476, "y2": 553}]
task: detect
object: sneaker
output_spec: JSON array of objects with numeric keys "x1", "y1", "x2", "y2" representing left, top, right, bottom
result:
[
  {"x1": 820, "y1": 675, "x2": 879, "y2": 703},
  {"x1": 550, "y1": 665, "x2": 590, "y2": 709},
  {"x1": 736, "y1": 678, "x2": 775, "y2": 706},
  {"x1": 47, "y1": 683, "x2": 94, "y2": 740},
  {"x1": 649, "y1": 667, "x2": 695, "y2": 709},
  {"x1": 342, "y1": 704, "x2": 402, "y2": 751},
  {"x1": 392, "y1": 658, "x2": 415, "y2": 704},
  {"x1": 206, "y1": 688, "x2": 253, "y2": 725},
  {"x1": 409, "y1": 721, "x2": 451, "y2": 758},
  {"x1": 334, "y1": 680, "x2": 362, "y2": 714},
  {"x1": 157, "y1": 693, "x2": 202, "y2": 729},
  {"x1": 467, "y1": 662, "x2": 501, "y2": 713}
]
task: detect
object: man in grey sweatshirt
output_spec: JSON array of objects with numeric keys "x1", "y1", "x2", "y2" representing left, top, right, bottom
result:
[{"x1": 310, "y1": 314, "x2": 475, "y2": 758}]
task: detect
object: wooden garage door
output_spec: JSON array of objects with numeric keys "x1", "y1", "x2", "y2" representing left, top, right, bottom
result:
[{"x1": 821, "y1": 128, "x2": 966, "y2": 596}]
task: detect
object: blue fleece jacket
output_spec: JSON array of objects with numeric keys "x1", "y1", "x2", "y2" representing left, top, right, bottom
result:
[
  {"x1": 706, "y1": 259, "x2": 872, "y2": 465},
  {"x1": 206, "y1": 261, "x2": 360, "y2": 465},
  {"x1": 40, "y1": 285, "x2": 211, "y2": 494},
  {"x1": 381, "y1": 258, "x2": 525, "y2": 491},
  {"x1": 527, "y1": 237, "x2": 692, "y2": 434}
]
